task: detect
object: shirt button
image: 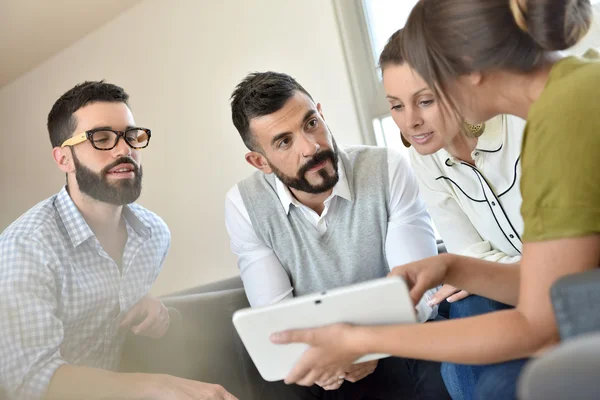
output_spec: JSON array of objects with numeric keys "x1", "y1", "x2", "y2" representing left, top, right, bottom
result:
[
  {"x1": 474, "y1": 152, "x2": 480, "y2": 157},
  {"x1": 491, "y1": 201, "x2": 496, "y2": 206},
  {"x1": 509, "y1": 234, "x2": 515, "y2": 239}
]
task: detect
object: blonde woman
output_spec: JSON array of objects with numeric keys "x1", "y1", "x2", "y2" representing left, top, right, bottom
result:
[{"x1": 375, "y1": 28, "x2": 527, "y2": 399}]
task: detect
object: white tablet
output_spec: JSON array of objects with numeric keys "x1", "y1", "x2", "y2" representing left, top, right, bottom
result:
[{"x1": 232, "y1": 276, "x2": 416, "y2": 382}]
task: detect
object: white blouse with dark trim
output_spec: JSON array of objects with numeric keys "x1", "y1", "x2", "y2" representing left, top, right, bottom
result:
[{"x1": 409, "y1": 115, "x2": 527, "y2": 263}]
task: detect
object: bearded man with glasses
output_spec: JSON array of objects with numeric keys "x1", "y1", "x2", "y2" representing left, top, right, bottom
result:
[{"x1": 0, "y1": 81, "x2": 237, "y2": 400}]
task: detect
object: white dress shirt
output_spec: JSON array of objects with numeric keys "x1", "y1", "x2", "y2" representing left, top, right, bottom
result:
[
  {"x1": 409, "y1": 115, "x2": 526, "y2": 263},
  {"x1": 225, "y1": 148, "x2": 438, "y2": 321}
]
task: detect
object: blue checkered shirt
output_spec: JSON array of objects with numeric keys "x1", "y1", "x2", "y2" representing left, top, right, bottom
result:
[{"x1": 0, "y1": 187, "x2": 170, "y2": 400}]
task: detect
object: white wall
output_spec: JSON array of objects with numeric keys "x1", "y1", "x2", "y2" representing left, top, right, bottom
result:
[
  {"x1": 570, "y1": 4, "x2": 600, "y2": 54},
  {"x1": 0, "y1": 0, "x2": 362, "y2": 295}
]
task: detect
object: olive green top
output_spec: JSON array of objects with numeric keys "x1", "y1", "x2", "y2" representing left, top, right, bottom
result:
[{"x1": 521, "y1": 50, "x2": 600, "y2": 241}]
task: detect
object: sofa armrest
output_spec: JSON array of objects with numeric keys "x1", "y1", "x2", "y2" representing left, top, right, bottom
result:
[
  {"x1": 550, "y1": 268, "x2": 600, "y2": 340},
  {"x1": 164, "y1": 275, "x2": 244, "y2": 297}
]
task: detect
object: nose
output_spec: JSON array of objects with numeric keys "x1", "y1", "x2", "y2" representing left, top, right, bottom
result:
[
  {"x1": 405, "y1": 106, "x2": 424, "y2": 130},
  {"x1": 299, "y1": 132, "x2": 320, "y2": 157},
  {"x1": 112, "y1": 135, "x2": 132, "y2": 159}
]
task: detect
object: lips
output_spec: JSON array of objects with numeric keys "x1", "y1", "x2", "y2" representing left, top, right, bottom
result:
[
  {"x1": 411, "y1": 131, "x2": 434, "y2": 145},
  {"x1": 108, "y1": 163, "x2": 135, "y2": 174},
  {"x1": 298, "y1": 150, "x2": 336, "y2": 177},
  {"x1": 308, "y1": 160, "x2": 328, "y2": 171},
  {"x1": 102, "y1": 159, "x2": 138, "y2": 180}
]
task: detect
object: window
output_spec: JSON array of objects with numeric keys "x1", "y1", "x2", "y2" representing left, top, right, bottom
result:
[
  {"x1": 372, "y1": 115, "x2": 406, "y2": 157},
  {"x1": 362, "y1": 0, "x2": 418, "y2": 78},
  {"x1": 333, "y1": 0, "x2": 419, "y2": 148}
]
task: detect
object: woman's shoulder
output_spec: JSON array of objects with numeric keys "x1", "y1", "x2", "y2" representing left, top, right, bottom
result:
[{"x1": 532, "y1": 55, "x2": 600, "y2": 122}]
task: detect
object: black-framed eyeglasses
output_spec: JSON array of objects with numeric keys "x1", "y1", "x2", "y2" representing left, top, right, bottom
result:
[{"x1": 61, "y1": 127, "x2": 151, "y2": 150}]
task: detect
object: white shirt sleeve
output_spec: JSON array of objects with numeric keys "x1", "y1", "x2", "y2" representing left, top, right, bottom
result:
[
  {"x1": 408, "y1": 150, "x2": 521, "y2": 265},
  {"x1": 224, "y1": 185, "x2": 293, "y2": 307},
  {"x1": 385, "y1": 149, "x2": 439, "y2": 322}
]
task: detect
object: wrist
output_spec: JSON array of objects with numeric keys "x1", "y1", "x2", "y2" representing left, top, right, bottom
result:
[
  {"x1": 441, "y1": 252, "x2": 457, "y2": 281},
  {"x1": 350, "y1": 325, "x2": 376, "y2": 356},
  {"x1": 121, "y1": 372, "x2": 159, "y2": 400}
]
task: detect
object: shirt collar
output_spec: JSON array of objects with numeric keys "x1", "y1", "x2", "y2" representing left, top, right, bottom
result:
[
  {"x1": 275, "y1": 158, "x2": 352, "y2": 214},
  {"x1": 55, "y1": 187, "x2": 95, "y2": 247},
  {"x1": 443, "y1": 115, "x2": 506, "y2": 166},
  {"x1": 55, "y1": 186, "x2": 151, "y2": 247},
  {"x1": 474, "y1": 115, "x2": 504, "y2": 153},
  {"x1": 122, "y1": 206, "x2": 152, "y2": 239}
]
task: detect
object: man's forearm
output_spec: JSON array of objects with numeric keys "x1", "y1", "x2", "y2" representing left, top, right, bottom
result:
[
  {"x1": 444, "y1": 253, "x2": 520, "y2": 305},
  {"x1": 46, "y1": 365, "x2": 148, "y2": 400}
]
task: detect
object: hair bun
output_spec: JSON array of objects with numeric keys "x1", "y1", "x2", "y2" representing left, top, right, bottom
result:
[{"x1": 522, "y1": 0, "x2": 593, "y2": 50}]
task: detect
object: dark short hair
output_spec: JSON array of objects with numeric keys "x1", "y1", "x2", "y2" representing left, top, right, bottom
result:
[
  {"x1": 47, "y1": 80, "x2": 129, "y2": 148},
  {"x1": 400, "y1": 0, "x2": 592, "y2": 118},
  {"x1": 230, "y1": 71, "x2": 313, "y2": 151}
]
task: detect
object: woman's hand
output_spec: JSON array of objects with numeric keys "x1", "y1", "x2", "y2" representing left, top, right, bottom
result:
[
  {"x1": 388, "y1": 253, "x2": 454, "y2": 306},
  {"x1": 270, "y1": 323, "x2": 363, "y2": 387}
]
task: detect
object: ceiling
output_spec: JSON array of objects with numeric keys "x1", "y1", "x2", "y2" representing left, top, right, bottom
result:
[{"x1": 0, "y1": 0, "x2": 141, "y2": 88}]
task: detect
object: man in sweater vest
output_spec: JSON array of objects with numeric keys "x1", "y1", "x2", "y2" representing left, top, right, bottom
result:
[{"x1": 224, "y1": 72, "x2": 450, "y2": 399}]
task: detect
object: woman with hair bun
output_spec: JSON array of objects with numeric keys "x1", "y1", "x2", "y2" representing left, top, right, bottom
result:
[{"x1": 271, "y1": 1, "x2": 600, "y2": 399}]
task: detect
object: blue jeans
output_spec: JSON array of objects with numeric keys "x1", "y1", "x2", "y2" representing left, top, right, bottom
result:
[
  {"x1": 475, "y1": 358, "x2": 529, "y2": 400},
  {"x1": 440, "y1": 295, "x2": 513, "y2": 400}
]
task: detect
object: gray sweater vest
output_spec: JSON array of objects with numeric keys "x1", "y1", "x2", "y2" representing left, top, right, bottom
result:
[{"x1": 238, "y1": 146, "x2": 390, "y2": 297}]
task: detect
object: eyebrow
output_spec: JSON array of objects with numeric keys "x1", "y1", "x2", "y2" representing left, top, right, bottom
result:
[
  {"x1": 386, "y1": 87, "x2": 429, "y2": 101},
  {"x1": 270, "y1": 109, "x2": 318, "y2": 146},
  {"x1": 88, "y1": 125, "x2": 137, "y2": 131}
]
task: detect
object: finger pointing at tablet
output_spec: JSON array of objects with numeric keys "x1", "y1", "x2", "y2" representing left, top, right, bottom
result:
[{"x1": 388, "y1": 255, "x2": 450, "y2": 306}]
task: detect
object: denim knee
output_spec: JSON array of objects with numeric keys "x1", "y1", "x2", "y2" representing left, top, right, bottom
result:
[
  {"x1": 450, "y1": 295, "x2": 512, "y2": 319},
  {"x1": 441, "y1": 362, "x2": 476, "y2": 400},
  {"x1": 475, "y1": 359, "x2": 528, "y2": 400}
]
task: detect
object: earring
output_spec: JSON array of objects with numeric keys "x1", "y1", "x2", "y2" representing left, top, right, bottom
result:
[{"x1": 465, "y1": 122, "x2": 486, "y2": 136}]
